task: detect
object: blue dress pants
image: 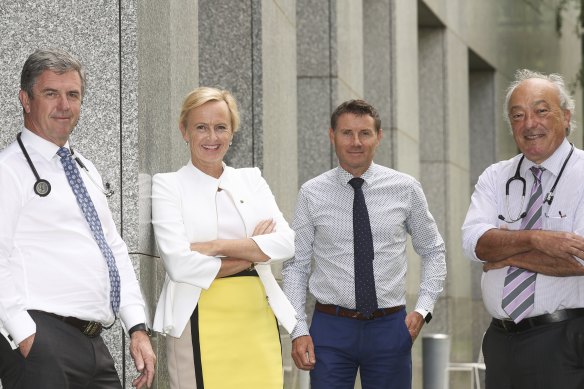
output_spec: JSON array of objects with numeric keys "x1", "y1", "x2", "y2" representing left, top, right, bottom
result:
[{"x1": 309, "y1": 308, "x2": 412, "y2": 389}]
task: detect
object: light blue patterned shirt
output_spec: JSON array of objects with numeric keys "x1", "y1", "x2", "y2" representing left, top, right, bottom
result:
[{"x1": 282, "y1": 163, "x2": 447, "y2": 339}]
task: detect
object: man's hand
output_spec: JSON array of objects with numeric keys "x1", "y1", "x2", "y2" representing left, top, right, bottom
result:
[
  {"x1": 531, "y1": 230, "x2": 584, "y2": 262},
  {"x1": 477, "y1": 229, "x2": 584, "y2": 264},
  {"x1": 483, "y1": 252, "x2": 584, "y2": 276},
  {"x1": 18, "y1": 333, "x2": 35, "y2": 358},
  {"x1": 129, "y1": 331, "x2": 156, "y2": 388},
  {"x1": 291, "y1": 335, "x2": 316, "y2": 370},
  {"x1": 405, "y1": 312, "x2": 424, "y2": 342}
]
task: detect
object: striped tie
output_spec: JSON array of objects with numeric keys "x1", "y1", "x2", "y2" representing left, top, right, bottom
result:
[{"x1": 502, "y1": 166, "x2": 543, "y2": 323}]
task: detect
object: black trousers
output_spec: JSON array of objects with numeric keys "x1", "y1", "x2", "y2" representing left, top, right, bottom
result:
[
  {"x1": 0, "y1": 311, "x2": 121, "y2": 389},
  {"x1": 483, "y1": 316, "x2": 584, "y2": 389}
]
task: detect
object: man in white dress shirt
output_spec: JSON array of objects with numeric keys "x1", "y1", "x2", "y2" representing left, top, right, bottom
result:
[
  {"x1": 0, "y1": 49, "x2": 155, "y2": 388},
  {"x1": 462, "y1": 69, "x2": 584, "y2": 388}
]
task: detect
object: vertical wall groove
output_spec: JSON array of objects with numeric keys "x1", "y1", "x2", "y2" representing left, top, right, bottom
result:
[{"x1": 117, "y1": 0, "x2": 127, "y2": 386}]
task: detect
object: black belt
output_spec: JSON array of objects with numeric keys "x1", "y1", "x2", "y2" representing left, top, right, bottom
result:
[
  {"x1": 315, "y1": 302, "x2": 404, "y2": 321},
  {"x1": 224, "y1": 268, "x2": 259, "y2": 278},
  {"x1": 492, "y1": 308, "x2": 584, "y2": 333},
  {"x1": 33, "y1": 310, "x2": 103, "y2": 338}
]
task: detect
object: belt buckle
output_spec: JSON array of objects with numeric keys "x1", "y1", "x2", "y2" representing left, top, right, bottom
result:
[
  {"x1": 357, "y1": 311, "x2": 374, "y2": 320},
  {"x1": 82, "y1": 321, "x2": 102, "y2": 338},
  {"x1": 500, "y1": 319, "x2": 516, "y2": 332}
]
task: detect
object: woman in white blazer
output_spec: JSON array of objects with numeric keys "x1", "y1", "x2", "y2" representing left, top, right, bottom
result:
[{"x1": 151, "y1": 87, "x2": 296, "y2": 389}]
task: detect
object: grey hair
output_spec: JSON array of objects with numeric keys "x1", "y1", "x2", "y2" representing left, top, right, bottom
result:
[
  {"x1": 504, "y1": 68, "x2": 576, "y2": 135},
  {"x1": 20, "y1": 48, "x2": 86, "y2": 99}
]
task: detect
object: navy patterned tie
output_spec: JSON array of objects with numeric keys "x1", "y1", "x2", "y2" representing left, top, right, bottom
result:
[
  {"x1": 349, "y1": 177, "x2": 378, "y2": 317},
  {"x1": 57, "y1": 147, "x2": 121, "y2": 315},
  {"x1": 502, "y1": 166, "x2": 544, "y2": 323}
]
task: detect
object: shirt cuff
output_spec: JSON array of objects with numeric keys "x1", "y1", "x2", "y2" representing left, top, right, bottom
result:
[
  {"x1": 5, "y1": 311, "x2": 36, "y2": 345},
  {"x1": 119, "y1": 304, "x2": 148, "y2": 335},
  {"x1": 290, "y1": 320, "x2": 310, "y2": 340}
]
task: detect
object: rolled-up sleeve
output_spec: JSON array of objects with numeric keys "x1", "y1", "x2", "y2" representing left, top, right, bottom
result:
[{"x1": 462, "y1": 167, "x2": 500, "y2": 262}]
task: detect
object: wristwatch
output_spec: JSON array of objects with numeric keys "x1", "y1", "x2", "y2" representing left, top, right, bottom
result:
[
  {"x1": 128, "y1": 323, "x2": 152, "y2": 337},
  {"x1": 416, "y1": 308, "x2": 433, "y2": 324},
  {"x1": 423, "y1": 312, "x2": 433, "y2": 324}
]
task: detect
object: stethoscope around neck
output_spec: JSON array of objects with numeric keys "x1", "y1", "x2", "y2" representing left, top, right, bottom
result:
[
  {"x1": 498, "y1": 143, "x2": 574, "y2": 223},
  {"x1": 16, "y1": 132, "x2": 114, "y2": 198}
]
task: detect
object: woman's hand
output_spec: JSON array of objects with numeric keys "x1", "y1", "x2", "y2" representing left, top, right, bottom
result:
[
  {"x1": 217, "y1": 257, "x2": 253, "y2": 278},
  {"x1": 190, "y1": 219, "x2": 276, "y2": 261},
  {"x1": 253, "y1": 219, "x2": 275, "y2": 236}
]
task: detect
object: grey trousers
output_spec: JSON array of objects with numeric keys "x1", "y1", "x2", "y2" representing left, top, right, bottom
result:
[{"x1": 0, "y1": 311, "x2": 122, "y2": 389}]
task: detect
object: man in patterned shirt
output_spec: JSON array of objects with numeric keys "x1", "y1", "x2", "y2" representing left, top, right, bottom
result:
[{"x1": 282, "y1": 99, "x2": 447, "y2": 388}]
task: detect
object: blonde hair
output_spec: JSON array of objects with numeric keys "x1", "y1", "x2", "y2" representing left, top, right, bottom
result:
[{"x1": 179, "y1": 86, "x2": 240, "y2": 132}]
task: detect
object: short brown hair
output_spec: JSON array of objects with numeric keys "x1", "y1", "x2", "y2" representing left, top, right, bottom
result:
[{"x1": 330, "y1": 99, "x2": 381, "y2": 132}]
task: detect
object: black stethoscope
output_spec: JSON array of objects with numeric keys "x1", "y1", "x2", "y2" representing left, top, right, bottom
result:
[
  {"x1": 498, "y1": 143, "x2": 574, "y2": 223},
  {"x1": 17, "y1": 132, "x2": 114, "y2": 198}
]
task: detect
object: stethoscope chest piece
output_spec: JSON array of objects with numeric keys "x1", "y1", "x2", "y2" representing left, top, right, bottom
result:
[
  {"x1": 17, "y1": 132, "x2": 114, "y2": 198},
  {"x1": 34, "y1": 179, "x2": 51, "y2": 197}
]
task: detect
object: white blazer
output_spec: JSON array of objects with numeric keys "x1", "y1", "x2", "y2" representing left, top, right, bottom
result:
[{"x1": 151, "y1": 162, "x2": 297, "y2": 338}]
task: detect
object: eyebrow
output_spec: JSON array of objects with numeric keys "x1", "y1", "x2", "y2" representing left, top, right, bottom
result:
[
  {"x1": 530, "y1": 99, "x2": 549, "y2": 106},
  {"x1": 509, "y1": 99, "x2": 549, "y2": 111},
  {"x1": 40, "y1": 87, "x2": 81, "y2": 94}
]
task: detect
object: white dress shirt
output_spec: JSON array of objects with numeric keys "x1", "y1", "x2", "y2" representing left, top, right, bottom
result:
[
  {"x1": 0, "y1": 128, "x2": 147, "y2": 345},
  {"x1": 282, "y1": 163, "x2": 447, "y2": 339},
  {"x1": 462, "y1": 139, "x2": 584, "y2": 319}
]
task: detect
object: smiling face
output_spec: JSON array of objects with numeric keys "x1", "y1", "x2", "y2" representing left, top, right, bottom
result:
[
  {"x1": 329, "y1": 113, "x2": 382, "y2": 177},
  {"x1": 508, "y1": 78, "x2": 570, "y2": 164},
  {"x1": 19, "y1": 70, "x2": 82, "y2": 147},
  {"x1": 180, "y1": 99, "x2": 233, "y2": 178}
]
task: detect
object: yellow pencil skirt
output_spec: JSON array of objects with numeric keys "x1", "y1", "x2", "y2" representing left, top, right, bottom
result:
[{"x1": 193, "y1": 275, "x2": 283, "y2": 389}]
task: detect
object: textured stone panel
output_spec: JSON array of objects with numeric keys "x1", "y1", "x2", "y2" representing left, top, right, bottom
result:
[
  {"x1": 469, "y1": 71, "x2": 497, "y2": 188},
  {"x1": 336, "y1": 0, "x2": 364, "y2": 100},
  {"x1": 198, "y1": 0, "x2": 256, "y2": 169},
  {"x1": 296, "y1": 0, "x2": 332, "y2": 77},
  {"x1": 363, "y1": 0, "x2": 394, "y2": 169},
  {"x1": 418, "y1": 27, "x2": 446, "y2": 163},
  {"x1": 297, "y1": 78, "x2": 333, "y2": 187},
  {"x1": 261, "y1": 0, "x2": 298, "y2": 220}
]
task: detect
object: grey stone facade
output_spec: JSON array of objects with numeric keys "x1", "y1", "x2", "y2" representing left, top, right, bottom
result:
[{"x1": 0, "y1": 1, "x2": 581, "y2": 388}]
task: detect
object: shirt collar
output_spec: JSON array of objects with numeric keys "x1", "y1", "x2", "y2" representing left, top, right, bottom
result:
[
  {"x1": 186, "y1": 160, "x2": 224, "y2": 187},
  {"x1": 335, "y1": 162, "x2": 378, "y2": 187},
  {"x1": 20, "y1": 127, "x2": 71, "y2": 161},
  {"x1": 523, "y1": 138, "x2": 572, "y2": 178}
]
